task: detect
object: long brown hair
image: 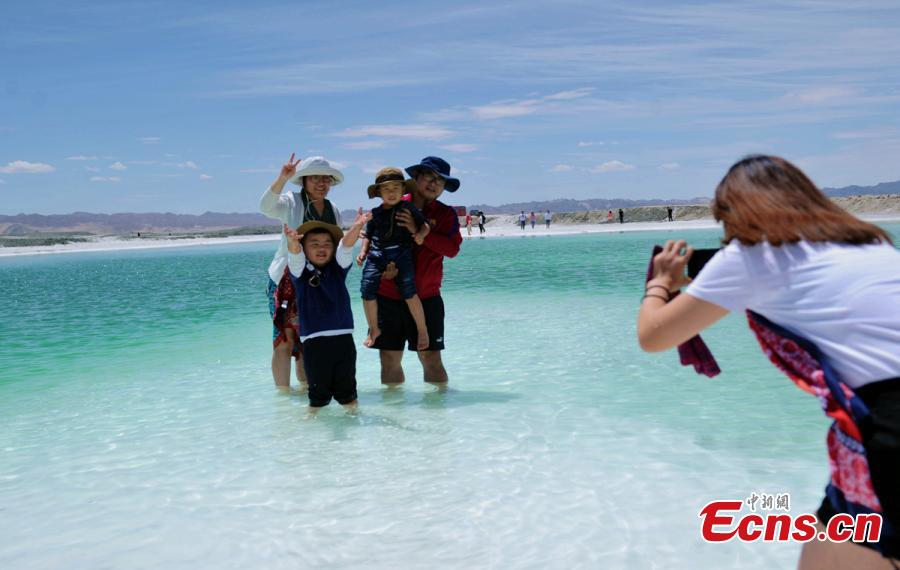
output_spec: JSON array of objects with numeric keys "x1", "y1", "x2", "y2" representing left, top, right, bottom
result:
[{"x1": 712, "y1": 155, "x2": 892, "y2": 246}]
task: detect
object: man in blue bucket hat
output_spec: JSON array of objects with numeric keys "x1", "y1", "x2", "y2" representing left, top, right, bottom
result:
[{"x1": 371, "y1": 156, "x2": 462, "y2": 386}]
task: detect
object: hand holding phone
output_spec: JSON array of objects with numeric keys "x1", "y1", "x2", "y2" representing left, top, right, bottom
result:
[{"x1": 687, "y1": 248, "x2": 720, "y2": 279}]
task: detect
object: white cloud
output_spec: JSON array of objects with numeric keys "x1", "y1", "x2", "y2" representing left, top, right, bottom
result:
[
  {"x1": 784, "y1": 86, "x2": 860, "y2": 105},
  {"x1": 550, "y1": 164, "x2": 573, "y2": 172},
  {"x1": 66, "y1": 155, "x2": 98, "y2": 161},
  {"x1": 239, "y1": 168, "x2": 276, "y2": 173},
  {"x1": 338, "y1": 124, "x2": 455, "y2": 140},
  {"x1": 440, "y1": 143, "x2": 479, "y2": 153},
  {"x1": 357, "y1": 160, "x2": 386, "y2": 175},
  {"x1": 139, "y1": 136, "x2": 161, "y2": 144},
  {"x1": 544, "y1": 88, "x2": 595, "y2": 101},
  {"x1": 0, "y1": 160, "x2": 55, "y2": 174},
  {"x1": 658, "y1": 162, "x2": 681, "y2": 171},
  {"x1": 178, "y1": 161, "x2": 199, "y2": 169},
  {"x1": 344, "y1": 140, "x2": 388, "y2": 150},
  {"x1": 90, "y1": 176, "x2": 121, "y2": 182},
  {"x1": 109, "y1": 161, "x2": 127, "y2": 171},
  {"x1": 590, "y1": 160, "x2": 635, "y2": 173},
  {"x1": 422, "y1": 87, "x2": 597, "y2": 123},
  {"x1": 471, "y1": 100, "x2": 540, "y2": 120},
  {"x1": 217, "y1": 60, "x2": 426, "y2": 97},
  {"x1": 468, "y1": 88, "x2": 595, "y2": 121},
  {"x1": 578, "y1": 141, "x2": 603, "y2": 147},
  {"x1": 200, "y1": 174, "x2": 213, "y2": 180},
  {"x1": 831, "y1": 127, "x2": 897, "y2": 140},
  {"x1": 85, "y1": 166, "x2": 101, "y2": 173}
]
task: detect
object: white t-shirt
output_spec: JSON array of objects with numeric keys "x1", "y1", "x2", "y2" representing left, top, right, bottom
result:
[{"x1": 685, "y1": 239, "x2": 900, "y2": 388}]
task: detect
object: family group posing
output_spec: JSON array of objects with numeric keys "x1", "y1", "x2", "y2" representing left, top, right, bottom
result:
[
  {"x1": 260, "y1": 154, "x2": 461, "y2": 412},
  {"x1": 261, "y1": 151, "x2": 899, "y2": 566}
]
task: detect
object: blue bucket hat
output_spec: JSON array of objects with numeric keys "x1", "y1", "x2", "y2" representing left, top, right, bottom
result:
[{"x1": 405, "y1": 156, "x2": 460, "y2": 192}]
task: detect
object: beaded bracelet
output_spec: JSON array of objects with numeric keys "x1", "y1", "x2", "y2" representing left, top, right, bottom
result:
[{"x1": 642, "y1": 293, "x2": 669, "y2": 302}]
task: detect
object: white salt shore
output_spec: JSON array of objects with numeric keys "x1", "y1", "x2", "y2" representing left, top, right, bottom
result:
[
  {"x1": 2, "y1": 215, "x2": 899, "y2": 258},
  {"x1": 0, "y1": 234, "x2": 281, "y2": 258}
]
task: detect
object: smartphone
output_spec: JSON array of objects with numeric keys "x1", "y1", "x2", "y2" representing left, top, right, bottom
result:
[{"x1": 687, "y1": 248, "x2": 719, "y2": 279}]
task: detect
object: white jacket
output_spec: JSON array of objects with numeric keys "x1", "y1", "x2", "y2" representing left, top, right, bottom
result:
[{"x1": 259, "y1": 188, "x2": 343, "y2": 283}]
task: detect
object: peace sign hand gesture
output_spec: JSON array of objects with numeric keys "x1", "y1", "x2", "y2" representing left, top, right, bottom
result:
[
  {"x1": 278, "y1": 153, "x2": 303, "y2": 182},
  {"x1": 284, "y1": 223, "x2": 304, "y2": 254}
]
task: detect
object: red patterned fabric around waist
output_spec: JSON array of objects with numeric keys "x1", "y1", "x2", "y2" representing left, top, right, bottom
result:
[{"x1": 747, "y1": 310, "x2": 880, "y2": 512}]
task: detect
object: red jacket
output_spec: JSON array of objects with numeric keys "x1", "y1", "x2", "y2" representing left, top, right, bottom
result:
[{"x1": 378, "y1": 196, "x2": 461, "y2": 300}]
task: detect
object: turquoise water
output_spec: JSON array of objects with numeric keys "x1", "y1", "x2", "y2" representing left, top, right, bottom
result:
[{"x1": 1, "y1": 225, "x2": 898, "y2": 569}]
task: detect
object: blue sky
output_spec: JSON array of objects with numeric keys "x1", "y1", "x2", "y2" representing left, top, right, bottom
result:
[{"x1": 2, "y1": 0, "x2": 900, "y2": 215}]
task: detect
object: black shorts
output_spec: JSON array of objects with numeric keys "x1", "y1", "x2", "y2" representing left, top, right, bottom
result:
[
  {"x1": 816, "y1": 377, "x2": 900, "y2": 559},
  {"x1": 371, "y1": 295, "x2": 445, "y2": 352},
  {"x1": 301, "y1": 334, "x2": 357, "y2": 407}
]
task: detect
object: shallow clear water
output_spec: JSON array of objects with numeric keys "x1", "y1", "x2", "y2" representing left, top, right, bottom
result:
[{"x1": 2, "y1": 225, "x2": 898, "y2": 569}]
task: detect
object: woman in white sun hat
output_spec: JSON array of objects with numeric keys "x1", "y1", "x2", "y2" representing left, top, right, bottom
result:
[{"x1": 260, "y1": 154, "x2": 344, "y2": 390}]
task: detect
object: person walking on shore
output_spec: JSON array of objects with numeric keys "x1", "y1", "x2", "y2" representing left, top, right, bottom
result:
[
  {"x1": 478, "y1": 211, "x2": 486, "y2": 234},
  {"x1": 465, "y1": 212, "x2": 472, "y2": 236},
  {"x1": 260, "y1": 155, "x2": 344, "y2": 390},
  {"x1": 667, "y1": 206, "x2": 674, "y2": 222},
  {"x1": 530, "y1": 211, "x2": 536, "y2": 229},
  {"x1": 544, "y1": 209, "x2": 552, "y2": 229},
  {"x1": 373, "y1": 156, "x2": 462, "y2": 386},
  {"x1": 618, "y1": 208, "x2": 624, "y2": 224},
  {"x1": 519, "y1": 211, "x2": 526, "y2": 230},
  {"x1": 607, "y1": 210, "x2": 614, "y2": 223}
]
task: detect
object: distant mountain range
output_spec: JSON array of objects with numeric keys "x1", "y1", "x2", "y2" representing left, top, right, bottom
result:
[
  {"x1": 821, "y1": 180, "x2": 900, "y2": 197},
  {"x1": 468, "y1": 180, "x2": 900, "y2": 215},
  {"x1": 3, "y1": 180, "x2": 899, "y2": 236}
]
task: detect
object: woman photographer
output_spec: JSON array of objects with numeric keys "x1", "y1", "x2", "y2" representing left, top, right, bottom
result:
[{"x1": 638, "y1": 155, "x2": 900, "y2": 569}]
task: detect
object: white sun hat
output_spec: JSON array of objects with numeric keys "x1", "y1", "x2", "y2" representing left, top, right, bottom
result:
[{"x1": 288, "y1": 156, "x2": 344, "y2": 187}]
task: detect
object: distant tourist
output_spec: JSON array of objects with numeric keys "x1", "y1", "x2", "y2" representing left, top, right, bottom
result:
[
  {"x1": 283, "y1": 214, "x2": 366, "y2": 414},
  {"x1": 519, "y1": 211, "x2": 526, "y2": 230},
  {"x1": 618, "y1": 208, "x2": 624, "y2": 224},
  {"x1": 667, "y1": 206, "x2": 674, "y2": 222},
  {"x1": 372, "y1": 156, "x2": 462, "y2": 387},
  {"x1": 639, "y1": 154, "x2": 900, "y2": 566},
  {"x1": 607, "y1": 210, "x2": 613, "y2": 223},
  {"x1": 478, "y1": 211, "x2": 486, "y2": 234},
  {"x1": 530, "y1": 211, "x2": 536, "y2": 229},
  {"x1": 545, "y1": 209, "x2": 552, "y2": 229},
  {"x1": 259, "y1": 154, "x2": 343, "y2": 390},
  {"x1": 465, "y1": 212, "x2": 472, "y2": 236}
]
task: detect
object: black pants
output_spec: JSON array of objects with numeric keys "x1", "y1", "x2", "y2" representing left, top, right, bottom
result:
[
  {"x1": 302, "y1": 334, "x2": 357, "y2": 407},
  {"x1": 818, "y1": 377, "x2": 900, "y2": 559}
]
